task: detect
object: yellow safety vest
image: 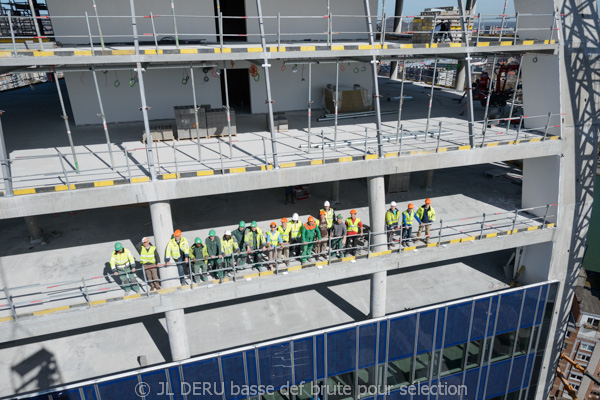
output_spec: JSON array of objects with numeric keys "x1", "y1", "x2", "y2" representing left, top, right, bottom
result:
[
  {"x1": 277, "y1": 224, "x2": 292, "y2": 242},
  {"x1": 165, "y1": 237, "x2": 189, "y2": 260},
  {"x1": 244, "y1": 227, "x2": 265, "y2": 248},
  {"x1": 290, "y1": 221, "x2": 303, "y2": 239},
  {"x1": 403, "y1": 210, "x2": 416, "y2": 226},
  {"x1": 222, "y1": 238, "x2": 239, "y2": 255},
  {"x1": 266, "y1": 230, "x2": 281, "y2": 246},
  {"x1": 386, "y1": 209, "x2": 400, "y2": 226},
  {"x1": 346, "y1": 217, "x2": 361, "y2": 234},
  {"x1": 140, "y1": 245, "x2": 156, "y2": 264},
  {"x1": 320, "y1": 208, "x2": 335, "y2": 229},
  {"x1": 416, "y1": 206, "x2": 436, "y2": 222},
  {"x1": 110, "y1": 248, "x2": 135, "y2": 270}
]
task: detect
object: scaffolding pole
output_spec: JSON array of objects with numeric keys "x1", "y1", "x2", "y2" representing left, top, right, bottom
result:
[
  {"x1": 506, "y1": 56, "x2": 523, "y2": 131},
  {"x1": 363, "y1": 0, "x2": 383, "y2": 158},
  {"x1": 334, "y1": 59, "x2": 339, "y2": 151},
  {"x1": 307, "y1": 62, "x2": 313, "y2": 152},
  {"x1": 27, "y1": 0, "x2": 43, "y2": 49},
  {"x1": 395, "y1": 57, "x2": 406, "y2": 139},
  {"x1": 54, "y1": 73, "x2": 79, "y2": 173},
  {"x1": 481, "y1": 53, "x2": 498, "y2": 142},
  {"x1": 91, "y1": 0, "x2": 106, "y2": 51},
  {"x1": 0, "y1": 112, "x2": 12, "y2": 197},
  {"x1": 255, "y1": 0, "x2": 279, "y2": 168},
  {"x1": 171, "y1": 0, "x2": 180, "y2": 49},
  {"x1": 222, "y1": 66, "x2": 233, "y2": 158},
  {"x1": 424, "y1": 56, "x2": 438, "y2": 139},
  {"x1": 457, "y1": 0, "x2": 475, "y2": 148},
  {"x1": 90, "y1": 66, "x2": 115, "y2": 169},
  {"x1": 189, "y1": 66, "x2": 202, "y2": 162}
]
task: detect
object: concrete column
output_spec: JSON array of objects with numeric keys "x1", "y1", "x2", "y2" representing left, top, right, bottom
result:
[
  {"x1": 149, "y1": 201, "x2": 190, "y2": 361},
  {"x1": 367, "y1": 176, "x2": 386, "y2": 251},
  {"x1": 454, "y1": 60, "x2": 466, "y2": 91},
  {"x1": 24, "y1": 215, "x2": 42, "y2": 243},
  {"x1": 370, "y1": 271, "x2": 387, "y2": 318},
  {"x1": 423, "y1": 170, "x2": 434, "y2": 191},
  {"x1": 330, "y1": 181, "x2": 340, "y2": 204}
]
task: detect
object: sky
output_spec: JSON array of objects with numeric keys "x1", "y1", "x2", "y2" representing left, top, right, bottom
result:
[{"x1": 378, "y1": 0, "x2": 515, "y2": 17}]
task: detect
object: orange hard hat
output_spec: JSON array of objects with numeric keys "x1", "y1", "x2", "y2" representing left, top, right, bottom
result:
[
  {"x1": 425, "y1": 198, "x2": 432, "y2": 204},
  {"x1": 281, "y1": 217, "x2": 288, "y2": 223},
  {"x1": 350, "y1": 209, "x2": 357, "y2": 214},
  {"x1": 319, "y1": 210, "x2": 326, "y2": 215},
  {"x1": 408, "y1": 203, "x2": 414, "y2": 209},
  {"x1": 174, "y1": 229, "x2": 182, "y2": 237},
  {"x1": 270, "y1": 222, "x2": 276, "y2": 227},
  {"x1": 308, "y1": 216, "x2": 315, "y2": 222}
]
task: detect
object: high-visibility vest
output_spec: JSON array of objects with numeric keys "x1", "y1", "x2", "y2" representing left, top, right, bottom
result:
[
  {"x1": 165, "y1": 237, "x2": 189, "y2": 260},
  {"x1": 320, "y1": 208, "x2": 335, "y2": 229},
  {"x1": 266, "y1": 230, "x2": 281, "y2": 246},
  {"x1": 140, "y1": 245, "x2": 156, "y2": 264},
  {"x1": 346, "y1": 217, "x2": 361, "y2": 234},
  {"x1": 110, "y1": 248, "x2": 135, "y2": 270},
  {"x1": 416, "y1": 206, "x2": 436, "y2": 223},
  {"x1": 222, "y1": 238, "x2": 239, "y2": 255},
  {"x1": 290, "y1": 221, "x2": 303, "y2": 239},
  {"x1": 244, "y1": 227, "x2": 265, "y2": 249},
  {"x1": 403, "y1": 210, "x2": 416, "y2": 226},
  {"x1": 277, "y1": 224, "x2": 292, "y2": 242},
  {"x1": 385, "y1": 209, "x2": 400, "y2": 226}
]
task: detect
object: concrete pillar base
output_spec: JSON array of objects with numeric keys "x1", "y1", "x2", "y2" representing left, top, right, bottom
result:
[
  {"x1": 149, "y1": 201, "x2": 179, "y2": 288},
  {"x1": 24, "y1": 215, "x2": 42, "y2": 244},
  {"x1": 370, "y1": 271, "x2": 387, "y2": 318},
  {"x1": 367, "y1": 176, "x2": 386, "y2": 252},
  {"x1": 424, "y1": 170, "x2": 434, "y2": 192},
  {"x1": 165, "y1": 309, "x2": 190, "y2": 361}
]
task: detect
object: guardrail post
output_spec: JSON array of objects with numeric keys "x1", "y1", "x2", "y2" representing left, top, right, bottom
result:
[
  {"x1": 543, "y1": 112, "x2": 552, "y2": 140},
  {"x1": 438, "y1": 219, "x2": 443, "y2": 245},
  {"x1": 436, "y1": 121, "x2": 442, "y2": 152},
  {"x1": 479, "y1": 213, "x2": 486, "y2": 239},
  {"x1": 321, "y1": 130, "x2": 326, "y2": 163},
  {"x1": 189, "y1": 67, "x2": 202, "y2": 162},
  {"x1": 0, "y1": 112, "x2": 13, "y2": 197},
  {"x1": 475, "y1": 13, "x2": 481, "y2": 46},
  {"x1": 307, "y1": 62, "x2": 313, "y2": 153},
  {"x1": 515, "y1": 115, "x2": 523, "y2": 143},
  {"x1": 367, "y1": 231, "x2": 372, "y2": 256},
  {"x1": 275, "y1": 250, "x2": 279, "y2": 275},
  {"x1": 542, "y1": 204, "x2": 550, "y2": 227},
  {"x1": 329, "y1": 12, "x2": 333, "y2": 48},
  {"x1": 334, "y1": 60, "x2": 340, "y2": 150},
  {"x1": 398, "y1": 123, "x2": 403, "y2": 155},
  {"x1": 498, "y1": 14, "x2": 506, "y2": 42},
  {"x1": 364, "y1": 127, "x2": 369, "y2": 155},
  {"x1": 189, "y1": 260, "x2": 194, "y2": 289},
  {"x1": 328, "y1": 236, "x2": 332, "y2": 263},
  {"x1": 380, "y1": 12, "x2": 386, "y2": 46},
  {"x1": 81, "y1": 278, "x2": 91, "y2": 306},
  {"x1": 262, "y1": 137, "x2": 269, "y2": 168},
  {"x1": 277, "y1": 12, "x2": 281, "y2": 51},
  {"x1": 511, "y1": 209, "x2": 519, "y2": 233},
  {"x1": 7, "y1": 12, "x2": 17, "y2": 57},
  {"x1": 430, "y1": 13, "x2": 438, "y2": 46},
  {"x1": 549, "y1": 11, "x2": 557, "y2": 42},
  {"x1": 27, "y1": 0, "x2": 43, "y2": 49},
  {"x1": 170, "y1": 0, "x2": 180, "y2": 49},
  {"x1": 219, "y1": 11, "x2": 224, "y2": 50},
  {"x1": 4, "y1": 288, "x2": 17, "y2": 320},
  {"x1": 91, "y1": 0, "x2": 105, "y2": 51},
  {"x1": 57, "y1": 152, "x2": 71, "y2": 188},
  {"x1": 124, "y1": 149, "x2": 132, "y2": 181},
  {"x1": 85, "y1": 12, "x2": 95, "y2": 53},
  {"x1": 173, "y1": 140, "x2": 179, "y2": 178},
  {"x1": 218, "y1": 138, "x2": 225, "y2": 174},
  {"x1": 150, "y1": 12, "x2": 159, "y2": 53},
  {"x1": 142, "y1": 265, "x2": 150, "y2": 295},
  {"x1": 513, "y1": 12, "x2": 519, "y2": 45}
]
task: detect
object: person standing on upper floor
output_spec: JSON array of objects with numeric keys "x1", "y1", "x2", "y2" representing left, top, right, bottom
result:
[
  {"x1": 164, "y1": 229, "x2": 189, "y2": 285},
  {"x1": 301, "y1": 216, "x2": 321, "y2": 264},
  {"x1": 232, "y1": 221, "x2": 247, "y2": 269},
  {"x1": 277, "y1": 217, "x2": 292, "y2": 266},
  {"x1": 206, "y1": 229, "x2": 224, "y2": 282},
  {"x1": 385, "y1": 201, "x2": 400, "y2": 249},
  {"x1": 331, "y1": 214, "x2": 347, "y2": 259},
  {"x1": 417, "y1": 198, "x2": 436, "y2": 244},
  {"x1": 138, "y1": 237, "x2": 161, "y2": 291},
  {"x1": 402, "y1": 203, "x2": 421, "y2": 247},
  {"x1": 222, "y1": 230, "x2": 239, "y2": 277},
  {"x1": 245, "y1": 221, "x2": 267, "y2": 270},
  {"x1": 316, "y1": 210, "x2": 330, "y2": 261},
  {"x1": 110, "y1": 242, "x2": 140, "y2": 295},
  {"x1": 320, "y1": 200, "x2": 335, "y2": 230},
  {"x1": 265, "y1": 222, "x2": 283, "y2": 270},
  {"x1": 345, "y1": 209, "x2": 363, "y2": 256},
  {"x1": 289, "y1": 213, "x2": 303, "y2": 260},
  {"x1": 189, "y1": 237, "x2": 209, "y2": 283}
]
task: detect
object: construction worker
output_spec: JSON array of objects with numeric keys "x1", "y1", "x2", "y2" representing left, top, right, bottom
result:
[
  {"x1": 301, "y1": 216, "x2": 321, "y2": 264},
  {"x1": 265, "y1": 222, "x2": 283, "y2": 270},
  {"x1": 110, "y1": 242, "x2": 140, "y2": 295},
  {"x1": 277, "y1": 217, "x2": 292, "y2": 266},
  {"x1": 320, "y1": 200, "x2": 335, "y2": 229},
  {"x1": 206, "y1": 230, "x2": 224, "y2": 281},
  {"x1": 417, "y1": 198, "x2": 436, "y2": 244},
  {"x1": 315, "y1": 210, "x2": 329, "y2": 260},
  {"x1": 331, "y1": 214, "x2": 347, "y2": 258},
  {"x1": 345, "y1": 210, "x2": 363, "y2": 256},
  {"x1": 232, "y1": 221, "x2": 247, "y2": 267},
  {"x1": 165, "y1": 229, "x2": 189, "y2": 285},
  {"x1": 245, "y1": 221, "x2": 266, "y2": 270},
  {"x1": 138, "y1": 237, "x2": 161, "y2": 291},
  {"x1": 385, "y1": 201, "x2": 401, "y2": 248},
  {"x1": 289, "y1": 213, "x2": 303, "y2": 259},
  {"x1": 189, "y1": 237, "x2": 209, "y2": 283},
  {"x1": 222, "y1": 230, "x2": 239, "y2": 276},
  {"x1": 402, "y1": 203, "x2": 421, "y2": 247}
]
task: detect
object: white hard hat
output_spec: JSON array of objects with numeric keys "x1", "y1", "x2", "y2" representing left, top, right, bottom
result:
[
  {"x1": 391, "y1": 201, "x2": 397, "y2": 206},
  {"x1": 324, "y1": 201, "x2": 330, "y2": 207},
  {"x1": 225, "y1": 230, "x2": 231, "y2": 235},
  {"x1": 292, "y1": 213, "x2": 299, "y2": 221}
]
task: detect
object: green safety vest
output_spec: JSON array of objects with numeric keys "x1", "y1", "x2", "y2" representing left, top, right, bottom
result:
[
  {"x1": 165, "y1": 237, "x2": 189, "y2": 260},
  {"x1": 320, "y1": 208, "x2": 335, "y2": 229},
  {"x1": 110, "y1": 248, "x2": 135, "y2": 270},
  {"x1": 222, "y1": 238, "x2": 239, "y2": 255},
  {"x1": 140, "y1": 245, "x2": 156, "y2": 264}
]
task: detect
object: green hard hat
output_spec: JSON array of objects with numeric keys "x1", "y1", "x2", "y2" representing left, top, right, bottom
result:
[
  {"x1": 114, "y1": 242, "x2": 123, "y2": 251},
  {"x1": 251, "y1": 221, "x2": 257, "y2": 228},
  {"x1": 195, "y1": 237, "x2": 202, "y2": 244},
  {"x1": 209, "y1": 229, "x2": 216, "y2": 236},
  {"x1": 239, "y1": 221, "x2": 246, "y2": 228},
  {"x1": 337, "y1": 214, "x2": 343, "y2": 219}
]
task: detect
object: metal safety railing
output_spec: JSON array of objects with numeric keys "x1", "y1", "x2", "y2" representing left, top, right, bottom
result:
[
  {"x1": 0, "y1": 204, "x2": 557, "y2": 321},
  {"x1": 0, "y1": 10, "x2": 561, "y2": 56}
]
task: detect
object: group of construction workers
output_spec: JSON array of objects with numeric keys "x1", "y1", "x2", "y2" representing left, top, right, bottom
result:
[{"x1": 109, "y1": 199, "x2": 436, "y2": 293}]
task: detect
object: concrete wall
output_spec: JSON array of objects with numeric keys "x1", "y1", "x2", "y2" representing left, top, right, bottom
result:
[
  {"x1": 521, "y1": 53, "x2": 561, "y2": 135},
  {"x1": 514, "y1": 0, "x2": 556, "y2": 42},
  {"x1": 519, "y1": 242, "x2": 554, "y2": 285},
  {"x1": 522, "y1": 156, "x2": 560, "y2": 221}
]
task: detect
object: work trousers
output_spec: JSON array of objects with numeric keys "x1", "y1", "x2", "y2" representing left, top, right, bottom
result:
[
  {"x1": 172, "y1": 257, "x2": 187, "y2": 285},
  {"x1": 402, "y1": 226, "x2": 413, "y2": 245},
  {"x1": 386, "y1": 224, "x2": 399, "y2": 246},
  {"x1": 116, "y1": 266, "x2": 139, "y2": 294},
  {"x1": 191, "y1": 261, "x2": 208, "y2": 283},
  {"x1": 143, "y1": 264, "x2": 161, "y2": 290},
  {"x1": 278, "y1": 241, "x2": 290, "y2": 265},
  {"x1": 417, "y1": 224, "x2": 432, "y2": 244},
  {"x1": 247, "y1": 249, "x2": 264, "y2": 270},
  {"x1": 223, "y1": 254, "x2": 235, "y2": 269},
  {"x1": 346, "y1": 235, "x2": 360, "y2": 256},
  {"x1": 301, "y1": 243, "x2": 314, "y2": 263},
  {"x1": 331, "y1": 238, "x2": 344, "y2": 258},
  {"x1": 316, "y1": 238, "x2": 328, "y2": 260},
  {"x1": 208, "y1": 258, "x2": 224, "y2": 279},
  {"x1": 267, "y1": 247, "x2": 279, "y2": 269},
  {"x1": 290, "y1": 237, "x2": 302, "y2": 258}
]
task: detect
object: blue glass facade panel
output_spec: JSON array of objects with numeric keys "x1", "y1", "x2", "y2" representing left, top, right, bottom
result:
[
  {"x1": 258, "y1": 343, "x2": 293, "y2": 389},
  {"x1": 536, "y1": 286, "x2": 548, "y2": 324},
  {"x1": 221, "y1": 353, "x2": 246, "y2": 400},
  {"x1": 388, "y1": 388, "x2": 412, "y2": 400},
  {"x1": 388, "y1": 315, "x2": 416, "y2": 361},
  {"x1": 245, "y1": 350, "x2": 258, "y2": 388},
  {"x1": 181, "y1": 359, "x2": 221, "y2": 400},
  {"x1": 359, "y1": 323, "x2": 377, "y2": 368},
  {"x1": 520, "y1": 287, "x2": 540, "y2": 328},
  {"x1": 509, "y1": 356, "x2": 527, "y2": 392},
  {"x1": 436, "y1": 308, "x2": 446, "y2": 349},
  {"x1": 141, "y1": 370, "x2": 170, "y2": 400},
  {"x1": 316, "y1": 334, "x2": 325, "y2": 380},
  {"x1": 97, "y1": 376, "x2": 139, "y2": 400},
  {"x1": 167, "y1": 366, "x2": 185, "y2": 400},
  {"x1": 52, "y1": 389, "x2": 82, "y2": 399},
  {"x1": 378, "y1": 320, "x2": 387, "y2": 364},
  {"x1": 81, "y1": 386, "x2": 97, "y2": 400},
  {"x1": 293, "y1": 338, "x2": 314, "y2": 384},
  {"x1": 487, "y1": 297, "x2": 499, "y2": 338},
  {"x1": 463, "y1": 368, "x2": 481, "y2": 400},
  {"x1": 496, "y1": 291, "x2": 523, "y2": 334},
  {"x1": 523, "y1": 354, "x2": 535, "y2": 390},
  {"x1": 484, "y1": 359, "x2": 512, "y2": 398},
  {"x1": 438, "y1": 372, "x2": 464, "y2": 400},
  {"x1": 445, "y1": 303, "x2": 472, "y2": 347},
  {"x1": 471, "y1": 298, "x2": 490, "y2": 341},
  {"x1": 417, "y1": 310, "x2": 436, "y2": 354},
  {"x1": 327, "y1": 328, "x2": 356, "y2": 376}
]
